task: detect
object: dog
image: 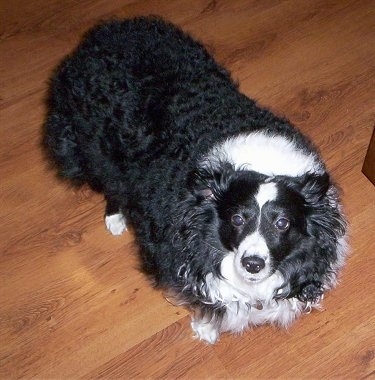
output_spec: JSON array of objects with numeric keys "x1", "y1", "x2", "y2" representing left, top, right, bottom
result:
[{"x1": 44, "y1": 16, "x2": 348, "y2": 343}]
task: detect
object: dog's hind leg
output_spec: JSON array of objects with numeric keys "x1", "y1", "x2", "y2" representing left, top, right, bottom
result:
[{"x1": 104, "y1": 197, "x2": 127, "y2": 236}]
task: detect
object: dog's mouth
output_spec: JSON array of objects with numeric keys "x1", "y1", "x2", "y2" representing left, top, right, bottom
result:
[
  {"x1": 240, "y1": 270, "x2": 272, "y2": 284},
  {"x1": 218, "y1": 253, "x2": 285, "y2": 304},
  {"x1": 220, "y1": 253, "x2": 273, "y2": 287},
  {"x1": 245, "y1": 276, "x2": 268, "y2": 283}
]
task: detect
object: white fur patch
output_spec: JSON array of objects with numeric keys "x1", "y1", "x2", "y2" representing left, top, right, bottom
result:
[
  {"x1": 191, "y1": 318, "x2": 219, "y2": 344},
  {"x1": 220, "y1": 253, "x2": 279, "y2": 297},
  {"x1": 204, "y1": 132, "x2": 323, "y2": 177},
  {"x1": 105, "y1": 213, "x2": 127, "y2": 235},
  {"x1": 198, "y1": 267, "x2": 319, "y2": 341},
  {"x1": 255, "y1": 182, "x2": 278, "y2": 210}
]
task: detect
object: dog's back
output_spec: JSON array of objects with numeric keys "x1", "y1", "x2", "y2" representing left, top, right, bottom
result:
[{"x1": 44, "y1": 17, "x2": 238, "y2": 186}]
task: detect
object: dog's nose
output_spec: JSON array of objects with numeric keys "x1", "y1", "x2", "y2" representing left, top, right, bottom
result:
[{"x1": 241, "y1": 256, "x2": 265, "y2": 274}]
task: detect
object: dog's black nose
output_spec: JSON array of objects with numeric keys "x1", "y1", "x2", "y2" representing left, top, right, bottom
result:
[{"x1": 241, "y1": 256, "x2": 265, "y2": 274}]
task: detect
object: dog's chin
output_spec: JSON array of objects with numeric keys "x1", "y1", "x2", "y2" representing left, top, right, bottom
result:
[{"x1": 238, "y1": 269, "x2": 273, "y2": 285}]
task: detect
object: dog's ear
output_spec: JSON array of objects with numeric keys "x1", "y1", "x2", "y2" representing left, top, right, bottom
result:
[
  {"x1": 187, "y1": 162, "x2": 235, "y2": 201},
  {"x1": 299, "y1": 172, "x2": 331, "y2": 205},
  {"x1": 294, "y1": 172, "x2": 346, "y2": 238},
  {"x1": 195, "y1": 187, "x2": 215, "y2": 200},
  {"x1": 282, "y1": 172, "x2": 330, "y2": 204}
]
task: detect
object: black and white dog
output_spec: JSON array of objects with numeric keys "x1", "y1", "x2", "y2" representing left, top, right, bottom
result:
[{"x1": 45, "y1": 17, "x2": 347, "y2": 343}]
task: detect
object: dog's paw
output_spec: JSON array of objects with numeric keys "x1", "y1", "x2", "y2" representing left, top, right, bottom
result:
[
  {"x1": 274, "y1": 282, "x2": 291, "y2": 300},
  {"x1": 191, "y1": 319, "x2": 219, "y2": 344},
  {"x1": 298, "y1": 282, "x2": 323, "y2": 303},
  {"x1": 105, "y1": 213, "x2": 127, "y2": 235}
]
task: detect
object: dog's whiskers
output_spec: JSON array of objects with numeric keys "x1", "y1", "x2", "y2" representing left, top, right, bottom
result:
[{"x1": 201, "y1": 240, "x2": 227, "y2": 256}]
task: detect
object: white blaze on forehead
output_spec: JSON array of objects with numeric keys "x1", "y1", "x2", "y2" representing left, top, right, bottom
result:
[
  {"x1": 205, "y1": 132, "x2": 323, "y2": 177},
  {"x1": 255, "y1": 182, "x2": 278, "y2": 210}
]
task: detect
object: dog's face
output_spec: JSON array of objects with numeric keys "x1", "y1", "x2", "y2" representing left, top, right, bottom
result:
[
  {"x1": 216, "y1": 171, "x2": 307, "y2": 283},
  {"x1": 189, "y1": 160, "x2": 346, "y2": 303},
  {"x1": 192, "y1": 163, "x2": 342, "y2": 294}
]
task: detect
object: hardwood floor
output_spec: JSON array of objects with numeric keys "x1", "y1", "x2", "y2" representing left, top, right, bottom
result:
[{"x1": 1, "y1": 1, "x2": 374, "y2": 378}]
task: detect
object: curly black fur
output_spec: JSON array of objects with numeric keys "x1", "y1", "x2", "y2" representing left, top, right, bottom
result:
[{"x1": 44, "y1": 16, "x2": 347, "y2": 342}]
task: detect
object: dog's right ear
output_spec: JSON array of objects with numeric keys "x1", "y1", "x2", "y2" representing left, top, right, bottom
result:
[
  {"x1": 187, "y1": 167, "x2": 215, "y2": 200},
  {"x1": 187, "y1": 162, "x2": 235, "y2": 201},
  {"x1": 194, "y1": 187, "x2": 215, "y2": 200}
]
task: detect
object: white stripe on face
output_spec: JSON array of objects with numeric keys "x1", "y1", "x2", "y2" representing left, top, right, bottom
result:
[
  {"x1": 255, "y1": 182, "x2": 278, "y2": 211},
  {"x1": 234, "y1": 182, "x2": 278, "y2": 281},
  {"x1": 238, "y1": 231, "x2": 269, "y2": 259}
]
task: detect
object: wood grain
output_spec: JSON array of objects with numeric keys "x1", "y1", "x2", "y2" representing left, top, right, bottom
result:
[{"x1": 1, "y1": 0, "x2": 374, "y2": 378}]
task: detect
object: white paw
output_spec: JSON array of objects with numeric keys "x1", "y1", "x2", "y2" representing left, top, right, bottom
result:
[
  {"x1": 191, "y1": 319, "x2": 219, "y2": 344},
  {"x1": 105, "y1": 213, "x2": 127, "y2": 236}
]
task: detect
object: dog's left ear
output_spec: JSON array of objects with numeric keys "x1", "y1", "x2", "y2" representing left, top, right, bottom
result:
[
  {"x1": 187, "y1": 162, "x2": 235, "y2": 201},
  {"x1": 296, "y1": 171, "x2": 347, "y2": 248},
  {"x1": 283, "y1": 171, "x2": 346, "y2": 239},
  {"x1": 299, "y1": 172, "x2": 331, "y2": 205}
]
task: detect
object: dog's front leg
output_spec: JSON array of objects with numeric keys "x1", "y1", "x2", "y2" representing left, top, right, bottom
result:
[
  {"x1": 191, "y1": 312, "x2": 220, "y2": 344},
  {"x1": 104, "y1": 196, "x2": 127, "y2": 236}
]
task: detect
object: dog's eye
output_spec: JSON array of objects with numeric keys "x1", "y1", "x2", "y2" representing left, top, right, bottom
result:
[
  {"x1": 231, "y1": 214, "x2": 245, "y2": 227},
  {"x1": 275, "y1": 217, "x2": 290, "y2": 231}
]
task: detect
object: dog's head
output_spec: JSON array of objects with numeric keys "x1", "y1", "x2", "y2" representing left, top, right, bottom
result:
[{"x1": 188, "y1": 162, "x2": 347, "y2": 302}]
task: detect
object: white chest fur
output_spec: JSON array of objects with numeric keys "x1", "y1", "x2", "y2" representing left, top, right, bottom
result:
[
  {"x1": 191, "y1": 257, "x2": 316, "y2": 343},
  {"x1": 205, "y1": 267, "x2": 305, "y2": 332}
]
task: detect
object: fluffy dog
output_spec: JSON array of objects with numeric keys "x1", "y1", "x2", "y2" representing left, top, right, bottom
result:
[{"x1": 44, "y1": 16, "x2": 348, "y2": 343}]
